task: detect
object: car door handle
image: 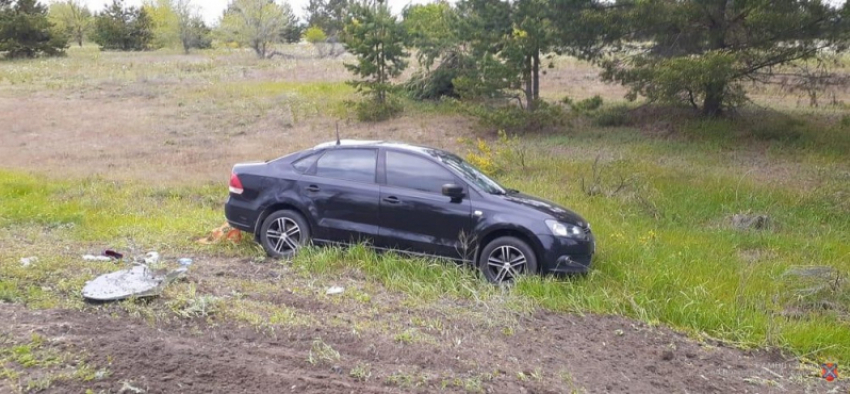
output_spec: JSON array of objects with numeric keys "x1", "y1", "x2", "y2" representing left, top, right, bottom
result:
[
  {"x1": 382, "y1": 196, "x2": 400, "y2": 204},
  {"x1": 306, "y1": 185, "x2": 320, "y2": 192}
]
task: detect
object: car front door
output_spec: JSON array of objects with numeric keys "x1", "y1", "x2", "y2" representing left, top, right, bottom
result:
[
  {"x1": 298, "y1": 148, "x2": 380, "y2": 244},
  {"x1": 377, "y1": 149, "x2": 474, "y2": 260}
]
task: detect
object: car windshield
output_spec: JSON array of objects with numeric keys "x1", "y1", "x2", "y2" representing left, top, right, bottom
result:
[{"x1": 435, "y1": 152, "x2": 507, "y2": 195}]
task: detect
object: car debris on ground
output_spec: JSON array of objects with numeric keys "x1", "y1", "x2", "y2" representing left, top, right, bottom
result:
[
  {"x1": 81, "y1": 251, "x2": 191, "y2": 302},
  {"x1": 326, "y1": 286, "x2": 344, "y2": 295},
  {"x1": 83, "y1": 249, "x2": 126, "y2": 262},
  {"x1": 83, "y1": 254, "x2": 113, "y2": 262}
]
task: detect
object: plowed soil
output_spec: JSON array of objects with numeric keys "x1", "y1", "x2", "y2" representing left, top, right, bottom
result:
[{"x1": 2, "y1": 257, "x2": 843, "y2": 393}]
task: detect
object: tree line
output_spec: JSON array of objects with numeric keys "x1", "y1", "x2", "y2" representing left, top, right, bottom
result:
[{"x1": 1, "y1": 0, "x2": 848, "y2": 118}]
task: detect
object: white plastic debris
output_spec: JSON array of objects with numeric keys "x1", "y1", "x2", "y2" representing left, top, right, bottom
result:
[
  {"x1": 82, "y1": 264, "x2": 188, "y2": 302},
  {"x1": 326, "y1": 286, "x2": 345, "y2": 295},
  {"x1": 20, "y1": 257, "x2": 38, "y2": 267},
  {"x1": 144, "y1": 252, "x2": 160, "y2": 265},
  {"x1": 83, "y1": 254, "x2": 113, "y2": 262},
  {"x1": 178, "y1": 258, "x2": 193, "y2": 266},
  {"x1": 82, "y1": 265, "x2": 163, "y2": 301}
]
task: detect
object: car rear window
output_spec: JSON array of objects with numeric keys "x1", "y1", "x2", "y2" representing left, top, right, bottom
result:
[{"x1": 314, "y1": 148, "x2": 377, "y2": 183}]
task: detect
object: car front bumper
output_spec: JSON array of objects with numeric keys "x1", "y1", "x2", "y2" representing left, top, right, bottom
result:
[{"x1": 536, "y1": 233, "x2": 595, "y2": 274}]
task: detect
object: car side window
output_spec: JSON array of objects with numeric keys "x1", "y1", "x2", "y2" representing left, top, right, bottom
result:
[
  {"x1": 385, "y1": 151, "x2": 457, "y2": 194},
  {"x1": 314, "y1": 148, "x2": 377, "y2": 183},
  {"x1": 292, "y1": 152, "x2": 319, "y2": 173}
]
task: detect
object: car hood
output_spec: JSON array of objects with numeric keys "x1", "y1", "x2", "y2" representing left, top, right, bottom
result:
[{"x1": 500, "y1": 192, "x2": 588, "y2": 226}]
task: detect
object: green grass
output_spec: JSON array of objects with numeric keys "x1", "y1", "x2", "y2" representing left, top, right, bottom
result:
[
  {"x1": 496, "y1": 124, "x2": 850, "y2": 363},
  {"x1": 0, "y1": 170, "x2": 230, "y2": 309},
  {"x1": 0, "y1": 171, "x2": 223, "y2": 245}
]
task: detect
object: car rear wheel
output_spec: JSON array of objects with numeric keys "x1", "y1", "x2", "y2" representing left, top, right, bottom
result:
[
  {"x1": 478, "y1": 236, "x2": 537, "y2": 284},
  {"x1": 260, "y1": 210, "x2": 310, "y2": 258}
]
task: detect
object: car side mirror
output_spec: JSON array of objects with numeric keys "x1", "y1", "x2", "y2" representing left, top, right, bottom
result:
[{"x1": 442, "y1": 183, "x2": 465, "y2": 200}]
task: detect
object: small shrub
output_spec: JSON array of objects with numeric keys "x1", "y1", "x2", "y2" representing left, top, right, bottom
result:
[
  {"x1": 462, "y1": 130, "x2": 527, "y2": 176},
  {"x1": 465, "y1": 100, "x2": 566, "y2": 133},
  {"x1": 748, "y1": 117, "x2": 804, "y2": 143},
  {"x1": 593, "y1": 105, "x2": 630, "y2": 127},
  {"x1": 354, "y1": 97, "x2": 404, "y2": 122},
  {"x1": 563, "y1": 95, "x2": 604, "y2": 113},
  {"x1": 303, "y1": 26, "x2": 326, "y2": 44},
  {"x1": 465, "y1": 138, "x2": 498, "y2": 175},
  {"x1": 304, "y1": 26, "x2": 330, "y2": 58},
  {"x1": 403, "y1": 67, "x2": 459, "y2": 100}
]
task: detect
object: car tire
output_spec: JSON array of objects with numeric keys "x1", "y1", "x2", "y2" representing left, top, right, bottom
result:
[
  {"x1": 259, "y1": 210, "x2": 311, "y2": 258},
  {"x1": 478, "y1": 236, "x2": 538, "y2": 284}
]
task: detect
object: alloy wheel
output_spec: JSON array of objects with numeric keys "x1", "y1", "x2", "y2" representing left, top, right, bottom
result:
[
  {"x1": 265, "y1": 217, "x2": 302, "y2": 253},
  {"x1": 486, "y1": 245, "x2": 527, "y2": 283}
]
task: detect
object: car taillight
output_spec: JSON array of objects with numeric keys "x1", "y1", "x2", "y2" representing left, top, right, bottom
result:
[{"x1": 229, "y1": 172, "x2": 244, "y2": 195}]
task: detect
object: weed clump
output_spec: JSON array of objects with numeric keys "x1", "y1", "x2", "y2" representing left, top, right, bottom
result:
[{"x1": 307, "y1": 338, "x2": 340, "y2": 365}]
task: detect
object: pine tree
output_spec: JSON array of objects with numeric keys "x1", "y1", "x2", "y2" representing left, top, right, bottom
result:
[
  {"x1": 0, "y1": 0, "x2": 68, "y2": 58},
  {"x1": 598, "y1": 0, "x2": 847, "y2": 116},
  {"x1": 453, "y1": 0, "x2": 556, "y2": 111},
  {"x1": 304, "y1": 0, "x2": 348, "y2": 38},
  {"x1": 342, "y1": 0, "x2": 408, "y2": 105},
  {"x1": 92, "y1": 0, "x2": 153, "y2": 51}
]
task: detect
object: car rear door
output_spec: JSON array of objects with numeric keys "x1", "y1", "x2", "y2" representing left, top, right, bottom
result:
[
  {"x1": 298, "y1": 148, "x2": 380, "y2": 244},
  {"x1": 376, "y1": 149, "x2": 474, "y2": 260}
]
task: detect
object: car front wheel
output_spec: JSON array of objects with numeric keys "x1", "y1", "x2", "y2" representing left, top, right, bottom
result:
[
  {"x1": 259, "y1": 210, "x2": 310, "y2": 258},
  {"x1": 478, "y1": 236, "x2": 537, "y2": 284}
]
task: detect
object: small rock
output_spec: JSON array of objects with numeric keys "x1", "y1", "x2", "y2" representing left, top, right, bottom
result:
[
  {"x1": 326, "y1": 286, "x2": 344, "y2": 295},
  {"x1": 782, "y1": 266, "x2": 836, "y2": 279},
  {"x1": 731, "y1": 214, "x2": 770, "y2": 230},
  {"x1": 330, "y1": 365, "x2": 343, "y2": 374}
]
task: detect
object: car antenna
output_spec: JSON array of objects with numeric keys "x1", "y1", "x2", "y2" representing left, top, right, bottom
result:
[{"x1": 335, "y1": 122, "x2": 341, "y2": 145}]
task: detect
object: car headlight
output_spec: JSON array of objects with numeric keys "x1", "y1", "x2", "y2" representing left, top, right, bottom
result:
[{"x1": 546, "y1": 220, "x2": 583, "y2": 237}]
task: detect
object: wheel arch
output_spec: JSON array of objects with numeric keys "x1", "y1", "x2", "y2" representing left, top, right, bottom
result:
[
  {"x1": 254, "y1": 202, "x2": 312, "y2": 241},
  {"x1": 475, "y1": 226, "x2": 544, "y2": 273}
]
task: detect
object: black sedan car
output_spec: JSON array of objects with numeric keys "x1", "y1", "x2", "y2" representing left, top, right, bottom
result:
[{"x1": 225, "y1": 140, "x2": 594, "y2": 283}]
